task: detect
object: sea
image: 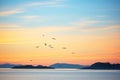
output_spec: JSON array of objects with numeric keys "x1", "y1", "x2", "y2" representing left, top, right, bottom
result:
[{"x1": 0, "y1": 68, "x2": 120, "y2": 80}]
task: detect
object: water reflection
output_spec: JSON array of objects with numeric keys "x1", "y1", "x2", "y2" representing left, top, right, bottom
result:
[{"x1": 0, "y1": 68, "x2": 120, "y2": 80}]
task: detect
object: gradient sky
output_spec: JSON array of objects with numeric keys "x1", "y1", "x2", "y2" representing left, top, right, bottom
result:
[{"x1": 0, "y1": 0, "x2": 120, "y2": 66}]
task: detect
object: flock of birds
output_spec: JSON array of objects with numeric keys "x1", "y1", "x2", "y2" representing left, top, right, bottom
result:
[
  {"x1": 35, "y1": 34, "x2": 76, "y2": 54},
  {"x1": 29, "y1": 34, "x2": 76, "y2": 62}
]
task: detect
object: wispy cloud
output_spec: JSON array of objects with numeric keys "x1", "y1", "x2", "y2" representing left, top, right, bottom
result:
[
  {"x1": 72, "y1": 19, "x2": 120, "y2": 31},
  {"x1": 0, "y1": 9, "x2": 23, "y2": 16},
  {"x1": 0, "y1": 23, "x2": 73, "y2": 33},
  {"x1": 1, "y1": 21, "x2": 119, "y2": 32},
  {"x1": 26, "y1": 1, "x2": 57, "y2": 7},
  {"x1": 29, "y1": 26, "x2": 74, "y2": 33},
  {"x1": 0, "y1": 0, "x2": 66, "y2": 16},
  {"x1": 0, "y1": 23, "x2": 23, "y2": 30},
  {"x1": 72, "y1": 20, "x2": 100, "y2": 27},
  {"x1": 96, "y1": 15, "x2": 107, "y2": 18},
  {"x1": 80, "y1": 25, "x2": 120, "y2": 31},
  {"x1": 19, "y1": 15, "x2": 47, "y2": 22},
  {"x1": 21, "y1": 15, "x2": 42, "y2": 19},
  {"x1": 22, "y1": 0, "x2": 66, "y2": 8},
  {"x1": 100, "y1": 8, "x2": 120, "y2": 11}
]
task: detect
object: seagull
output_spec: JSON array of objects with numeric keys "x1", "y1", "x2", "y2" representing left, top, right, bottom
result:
[
  {"x1": 36, "y1": 46, "x2": 39, "y2": 48},
  {"x1": 72, "y1": 52, "x2": 75, "y2": 54},
  {"x1": 30, "y1": 60, "x2": 32, "y2": 61},
  {"x1": 48, "y1": 45, "x2": 54, "y2": 48},
  {"x1": 62, "y1": 47, "x2": 67, "y2": 49},
  {"x1": 52, "y1": 38, "x2": 56, "y2": 40},
  {"x1": 44, "y1": 43, "x2": 47, "y2": 46},
  {"x1": 42, "y1": 34, "x2": 45, "y2": 37}
]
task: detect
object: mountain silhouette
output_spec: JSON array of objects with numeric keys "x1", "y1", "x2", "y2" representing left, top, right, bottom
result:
[
  {"x1": 83, "y1": 62, "x2": 120, "y2": 70},
  {"x1": 0, "y1": 63, "x2": 21, "y2": 68},
  {"x1": 1, "y1": 62, "x2": 120, "y2": 70},
  {"x1": 12, "y1": 65, "x2": 53, "y2": 69},
  {"x1": 50, "y1": 63, "x2": 86, "y2": 69}
]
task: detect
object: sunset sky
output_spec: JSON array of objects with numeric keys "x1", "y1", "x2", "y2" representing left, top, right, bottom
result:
[{"x1": 0, "y1": 0, "x2": 120, "y2": 66}]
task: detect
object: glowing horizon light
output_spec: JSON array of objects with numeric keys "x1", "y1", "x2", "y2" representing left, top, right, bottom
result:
[{"x1": 0, "y1": 0, "x2": 120, "y2": 66}]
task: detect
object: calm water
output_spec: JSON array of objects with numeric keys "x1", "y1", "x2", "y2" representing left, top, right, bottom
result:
[{"x1": 0, "y1": 68, "x2": 120, "y2": 80}]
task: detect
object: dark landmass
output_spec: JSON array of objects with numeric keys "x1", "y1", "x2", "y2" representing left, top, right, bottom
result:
[
  {"x1": 0, "y1": 63, "x2": 21, "y2": 68},
  {"x1": 50, "y1": 63, "x2": 87, "y2": 69},
  {"x1": 83, "y1": 62, "x2": 120, "y2": 70},
  {"x1": 12, "y1": 65, "x2": 54, "y2": 69},
  {"x1": 1, "y1": 62, "x2": 120, "y2": 70}
]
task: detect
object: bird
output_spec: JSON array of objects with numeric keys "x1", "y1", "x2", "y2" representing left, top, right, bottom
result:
[
  {"x1": 72, "y1": 52, "x2": 75, "y2": 54},
  {"x1": 44, "y1": 43, "x2": 47, "y2": 46},
  {"x1": 50, "y1": 46, "x2": 54, "y2": 48},
  {"x1": 42, "y1": 34, "x2": 45, "y2": 37},
  {"x1": 62, "y1": 47, "x2": 67, "y2": 49},
  {"x1": 48, "y1": 44, "x2": 54, "y2": 48},
  {"x1": 36, "y1": 46, "x2": 39, "y2": 48},
  {"x1": 52, "y1": 38, "x2": 56, "y2": 40},
  {"x1": 30, "y1": 60, "x2": 32, "y2": 61}
]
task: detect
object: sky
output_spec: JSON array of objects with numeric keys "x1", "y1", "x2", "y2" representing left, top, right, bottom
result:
[{"x1": 0, "y1": 0, "x2": 120, "y2": 66}]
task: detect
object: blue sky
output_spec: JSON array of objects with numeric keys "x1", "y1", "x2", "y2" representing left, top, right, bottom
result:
[
  {"x1": 0, "y1": 0, "x2": 120, "y2": 65},
  {"x1": 0, "y1": 0, "x2": 120, "y2": 28}
]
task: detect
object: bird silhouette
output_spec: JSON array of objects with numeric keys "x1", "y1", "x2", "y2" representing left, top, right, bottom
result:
[
  {"x1": 62, "y1": 47, "x2": 67, "y2": 49},
  {"x1": 36, "y1": 46, "x2": 39, "y2": 48},
  {"x1": 48, "y1": 44, "x2": 54, "y2": 48},
  {"x1": 30, "y1": 60, "x2": 32, "y2": 61},
  {"x1": 44, "y1": 43, "x2": 47, "y2": 46},
  {"x1": 42, "y1": 34, "x2": 45, "y2": 37},
  {"x1": 52, "y1": 38, "x2": 56, "y2": 40},
  {"x1": 72, "y1": 52, "x2": 75, "y2": 54}
]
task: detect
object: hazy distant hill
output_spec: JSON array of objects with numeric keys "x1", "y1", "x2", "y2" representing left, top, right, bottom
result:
[
  {"x1": 12, "y1": 65, "x2": 53, "y2": 69},
  {"x1": 0, "y1": 63, "x2": 21, "y2": 68},
  {"x1": 1, "y1": 62, "x2": 120, "y2": 69},
  {"x1": 50, "y1": 63, "x2": 86, "y2": 69},
  {"x1": 83, "y1": 62, "x2": 120, "y2": 70}
]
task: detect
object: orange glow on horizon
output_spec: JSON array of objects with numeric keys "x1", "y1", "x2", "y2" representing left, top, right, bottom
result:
[{"x1": 0, "y1": 26, "x2": 120, "y2": 66}]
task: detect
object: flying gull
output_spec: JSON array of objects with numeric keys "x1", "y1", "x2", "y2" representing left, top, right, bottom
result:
[
  {"x1": 52, "y1": 38, "x2": 56, "y2": 40},
  {"x1": 30, "y1": 60, "x2": 32, "y2": 61},
  {"x1": 44, "y1": 43, "x2": 47, "y2": 46},
  {"x1": 72, "y1": 52, "x2": 75, "y2": 54},
  {"x1": 36, "y1": 46, "x2": 39, "y2": 48},
  {"x1": 48, "y1": 44, "x2": 54, "y2": 48},
  {"x1": 42, "y1": 34, "x2": 45, "y2": 37},
  {"x1": 62, "y1": 47, "x2": 67, "y2": 49}
]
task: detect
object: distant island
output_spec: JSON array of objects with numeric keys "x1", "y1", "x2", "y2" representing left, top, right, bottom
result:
[
  {"x1": 0, "y1": 62, "x2": 120, "y2": 70},
  {"x1": 0, "y1": 63, "x2": 21, "y2": 68},
  {"x1": 12, "y1": 65, "x2": 53, "y2": 69},
  {"x1": 83, "y1": 62, "x2": 120, "y2": 70},
  {"x1": 50, "y1": 63, "x2": 86, "y2": 69}
]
